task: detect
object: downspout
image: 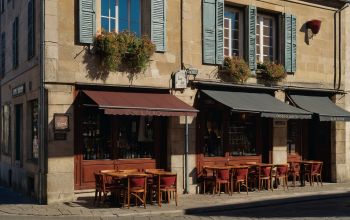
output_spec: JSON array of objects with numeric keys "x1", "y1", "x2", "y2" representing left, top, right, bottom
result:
[
  {"x1": 334, "y1": 2, "x2": 350, "y2": 90},
  {"x1": 39, "y1": 0, "x2": 46, "y2": 205},
  {"x1": 181, "y1": 0, "x2": 189, "y2": 194}
]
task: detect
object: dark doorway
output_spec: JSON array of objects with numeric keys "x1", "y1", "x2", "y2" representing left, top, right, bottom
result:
[
  {"x1": 308, "y1": 119, "x2": 331, "y2": 181},
  {"x1": 261, "y1": 118, "x2": 272, "y2": 163},
  {"x1": 15, "y1": 104, "x2": 23, "y2": 166}
]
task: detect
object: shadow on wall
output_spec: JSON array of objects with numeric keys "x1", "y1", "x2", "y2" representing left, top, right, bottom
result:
[{"x1": 300, "y1": 22, "x2": 311, "y2": 45}]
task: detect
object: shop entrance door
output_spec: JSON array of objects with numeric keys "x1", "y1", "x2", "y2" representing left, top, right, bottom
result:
[
  {"x1": 261, "y1": 118, "x2": 272, "y2": 163},
  {"x1": 308, "y1": 120, "x2": 331, "y2": 181},
  {"x1": 15, "y1": 104, "x2": 23, "y2": 167}
]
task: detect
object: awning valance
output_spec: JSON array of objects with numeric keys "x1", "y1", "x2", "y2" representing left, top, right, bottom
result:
[
  {"x1": 289, "y1": 94, "x2": 350, "y2": 121},
  {"x1": 81, "y1": 90, "x2": 198, "y2": 117},
  {"x1": 202, "y1": 90, "x2": 311, "y2": 119}
]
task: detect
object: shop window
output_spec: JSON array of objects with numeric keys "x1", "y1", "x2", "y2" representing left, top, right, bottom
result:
[
  {"x1": 116, "y1": 116, "x2": 155, "y2": 159},
  {"x1": 256, "y1": 14, "x2": 276, "y2": 62},
  {"x1": 81, "y1": 111, "x2": 156, "y2": 160},
  {"x1": 82, "y1": 111, "x2": 111, "y2": 160},
  {"x1": 228, "y1": 113, "x2": 256, "y2": 156},
  {"x1": 29, "y1": 100, "x2": 39, "y2": 160},
  {"x1": 1, "y1": 104, "x2": 11, "y2": 155},
  {"x1": 224, "y1": 7, "x2": 243, "y2": 57},
  {"x1": 100, "y1": 0, "x2": 148, "y2": 36},
  {"x1": 202, "y1": 110, "x2": 224, "y2": 157}
]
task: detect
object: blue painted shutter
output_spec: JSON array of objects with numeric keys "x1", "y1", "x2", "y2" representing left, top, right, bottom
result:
[
  {"x1": 216, "y1": 0, "x2": 224, "y2": 65},
  {"x1": 291, "y1": 15, "x2": 297, "y2": 73},
  {"x1": 79, "y1": 0, "x2": 96, "y2": 44},
  {"x1": 284, "y1": 14, "x2": 297, "y2": 73},
  {"x1": 245, "y1": 5, "x2": 256, "y2": 71},
  {"x1": 203, "y1": 0, "x2": 223, "y2": 65},
  {"x1": 151, "y1": 0, "x2": 166, "y2": 52}
]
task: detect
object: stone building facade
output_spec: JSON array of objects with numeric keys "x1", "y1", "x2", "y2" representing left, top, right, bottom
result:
[{"x1": 0, "y1": 0, "x2": 350, "y2": 204}]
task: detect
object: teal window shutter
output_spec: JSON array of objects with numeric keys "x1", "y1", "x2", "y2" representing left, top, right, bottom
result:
[
  {"x1": 284, "y1": 14, "x2": 297, "y2": 73},
  {"x1": 203, "y1": 0, "x2": 216, "y2": 64},
  {"x1": 291, "y1": 15, "x2": 297, "y2": 73},
  {"x1": 245, "y1": 5, "x2": 256, "y2": 71},
  {"x1": 203, "y1": 0, "x2": 223, "y2": 65},
  {"x1": 151, "y1": 0, "x2": 166, "y2": 52},
  {"x1": 79, "y1": 0, "x2": 96, "y2": 44},
  {"x1": 216, "y1": 0, "x2": 224, "y2": 65}
]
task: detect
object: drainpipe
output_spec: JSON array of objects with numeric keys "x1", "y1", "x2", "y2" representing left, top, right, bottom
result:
[
  {"x1": 39, "y1": 0, "x2": 46, "y2": 205},
  {"x1": 334, "y1": 2, "x2": 350, "y2": 90},
  {"x1": 184, "y1": 115, "x2": 189, "y2": 194}
]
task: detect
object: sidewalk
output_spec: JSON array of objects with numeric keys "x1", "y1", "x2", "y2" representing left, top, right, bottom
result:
[{"x1": 0, "y1": 182, "x2": 350, "y2": 219}]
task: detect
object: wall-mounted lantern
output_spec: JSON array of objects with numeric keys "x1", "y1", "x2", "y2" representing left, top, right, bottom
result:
[{"x1": 306, "y1": 19, "x2": 321, "y2": 38}]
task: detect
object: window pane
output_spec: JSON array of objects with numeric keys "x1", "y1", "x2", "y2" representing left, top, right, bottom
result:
[
  {"x1": 119, "y1": 0, "x2": 129, "y2": 31},
  {"x1": 101, "y1": 17, "x2": 109, "y2": 32},
  {"x1": 110, "y1": 0, "x2": 116, "y2": 17},
  {"x1": 101, "y1": 0, "x2": 109, "y2": 16},
  {"x1": 130, "y1": 0, "x2": 140, "y2": 36},
  {"x1": 224, "y1": 38, "x2": 229, "y2": 46},
  {"x1": 263, "y1": 36, "x2": 271, "y2": 46},
  {"x1": 111, "y1": 18, "x2": 116, "y2": 32},
  {"x1": 224, "y1": 48, "x2": 229, "y2": 56}
]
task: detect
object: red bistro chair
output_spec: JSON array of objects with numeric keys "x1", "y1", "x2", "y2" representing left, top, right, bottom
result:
[
  {"x1": 231, "y1": 166, "x2": 249, "y2": 194},
  {"x1": 157, "y1": 173, "x2": 178, "y2": 207},
  {"x1": 258, "y1": 165, "x2": 273, "y2": 191},
  {"x1": 215, "y1": 168, "x2": 231, "y2": 195},
  {"x1": 123, "y1": 174, "x2": 148, "y2": 209}
]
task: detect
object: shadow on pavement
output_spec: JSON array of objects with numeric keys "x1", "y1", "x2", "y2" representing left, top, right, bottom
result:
[
  {"x1": 185, "y1": 192, "x2": 350, "y2": 218},
  {"x1": 0, "y1": 186, "x2": 35, "y2": 205}
]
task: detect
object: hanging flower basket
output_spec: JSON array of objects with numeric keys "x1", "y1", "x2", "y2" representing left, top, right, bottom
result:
[
  {"x1": 306, "y1": 19, "x2": 322, "y2": 35},
  {"x1": 93, "y1": 31, "x2": 156, "y2": 74}
]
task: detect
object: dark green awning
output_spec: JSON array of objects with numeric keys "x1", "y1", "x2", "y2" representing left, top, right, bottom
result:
[
  {"x1": 289, "y1": 94, "x2": 350, "y2": 121},
  {"x1": 202, "y1": 90, "x2": 311, "y2": 119}
]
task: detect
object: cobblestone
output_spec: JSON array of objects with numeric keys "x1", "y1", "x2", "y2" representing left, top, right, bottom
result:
[{"x1": 0, "y1": 183, "x2": 349, "y2": 219}]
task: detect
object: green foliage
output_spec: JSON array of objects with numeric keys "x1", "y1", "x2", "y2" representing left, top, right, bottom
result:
[
  {"x1": 256, "y1": 61, "x2": 286, "y2": 82},
  {"x1": 93, "y1": 31, "x2": 156, "y2": 74},
  {"x1": 219, "y1": 57, "x2": 251, "y2": 83}
]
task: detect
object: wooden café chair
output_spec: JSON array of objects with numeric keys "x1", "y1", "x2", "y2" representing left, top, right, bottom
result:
[
  {"x1": 288, "y1": 162, "x2": 301, "y2": 187},
  {"x1": 202, "y1": 167, "x2": 216, "y2": 194},
  {"x1": 214, "y1": 168, "x2": 231, "y2": 195},
  {"x1": 231, "y1": 166, "x2": 249, "y2": 194},
  {"x1": 258, "y1": 164, "x2": 273, "y2": 191},
  {"x1": 93, "y1": 172, "x2": 120, "y2": 205},
  {"x1": 304, "y1": 161, "x2": 323, "y2": 186},
  {"x1": 272, "y1": 164, "x2": 289, "y2": 190},
  {"x1": 157, "y1": 173, "x2": 178, "y2": 207},
  {"x1": 123, "y1": 174, "x2": 148, "y2": 209}
]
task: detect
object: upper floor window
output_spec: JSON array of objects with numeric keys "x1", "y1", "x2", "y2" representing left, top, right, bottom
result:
[
  {"x1": 1, "y1": 0, "x2": 4, "y2": 14},
  {"x1": 224, "y1": 7, "x2": 243, "y2": 57},
  {"x1": 1, "y1": 32, "x2": 5, "y2": 76},
  {"x1": 256, "y1": 14, "x2": 276, "y2": 62},
  {"x1": 28, "y1": 0, "x2": 35, "y2": 60},
  {"x1": 101, "y1": 0, "x2": 142, "y2": 36},
  {"x1": 12, "y1": 16, "x2": 18, "y2": 69}
]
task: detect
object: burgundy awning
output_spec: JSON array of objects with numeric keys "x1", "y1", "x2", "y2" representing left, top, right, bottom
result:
[{"x1": 81, "y1": 90, "x2": 198, "y2": 117}]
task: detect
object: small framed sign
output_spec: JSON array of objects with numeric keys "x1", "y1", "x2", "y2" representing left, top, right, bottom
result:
[
  {"x1": 273, "y1": 119, "x2": 287, "y2": 127},
  {"x1": 53, "y1": 114, "x2": 70, "y2": 131},
  {"x1": 174, "y1": 70, "x2": 187, "y2": 89}
]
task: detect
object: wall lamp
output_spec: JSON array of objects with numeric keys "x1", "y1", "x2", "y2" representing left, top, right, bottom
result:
[{"x1": 306, "y1": 19, "x2": 321, "y2": 39}]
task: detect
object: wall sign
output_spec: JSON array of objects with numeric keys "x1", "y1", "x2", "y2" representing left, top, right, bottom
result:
[
  {"x1": 12, "y1": 84, "x2": 25, "y2": 97},
  {"x1": 174, "y1": 70, "x2": 187, "y2": 89},
  {"x1": 53, "y1": 114, "x2": 70, "y2": 131},
  {"x1": 273, "y1": 119, "x2": 287, "y2": 127}
]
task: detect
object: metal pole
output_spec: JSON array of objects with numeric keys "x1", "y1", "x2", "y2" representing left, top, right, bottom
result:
[
  {"x1": 39, "y1": 0, "x2": 46, "y2": 205},
  {"x1": 184, "y1": 115, "x2": 189, "y2": 194}
]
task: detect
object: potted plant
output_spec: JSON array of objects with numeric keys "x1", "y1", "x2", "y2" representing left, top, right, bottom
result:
[
  {"x1": 93, "y1": 31, "x2": 156, "y2": 74},
  {"x1": 256, "y1": 61, "x2": 286, "y2": 85},
  {"x1": 219, "y1": 57, "x2": 251, "y2": 83}
]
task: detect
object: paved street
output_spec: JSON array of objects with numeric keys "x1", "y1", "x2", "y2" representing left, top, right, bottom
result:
[{"x1": 1, "y1": 183, "x2": 350, "y2": 219}]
